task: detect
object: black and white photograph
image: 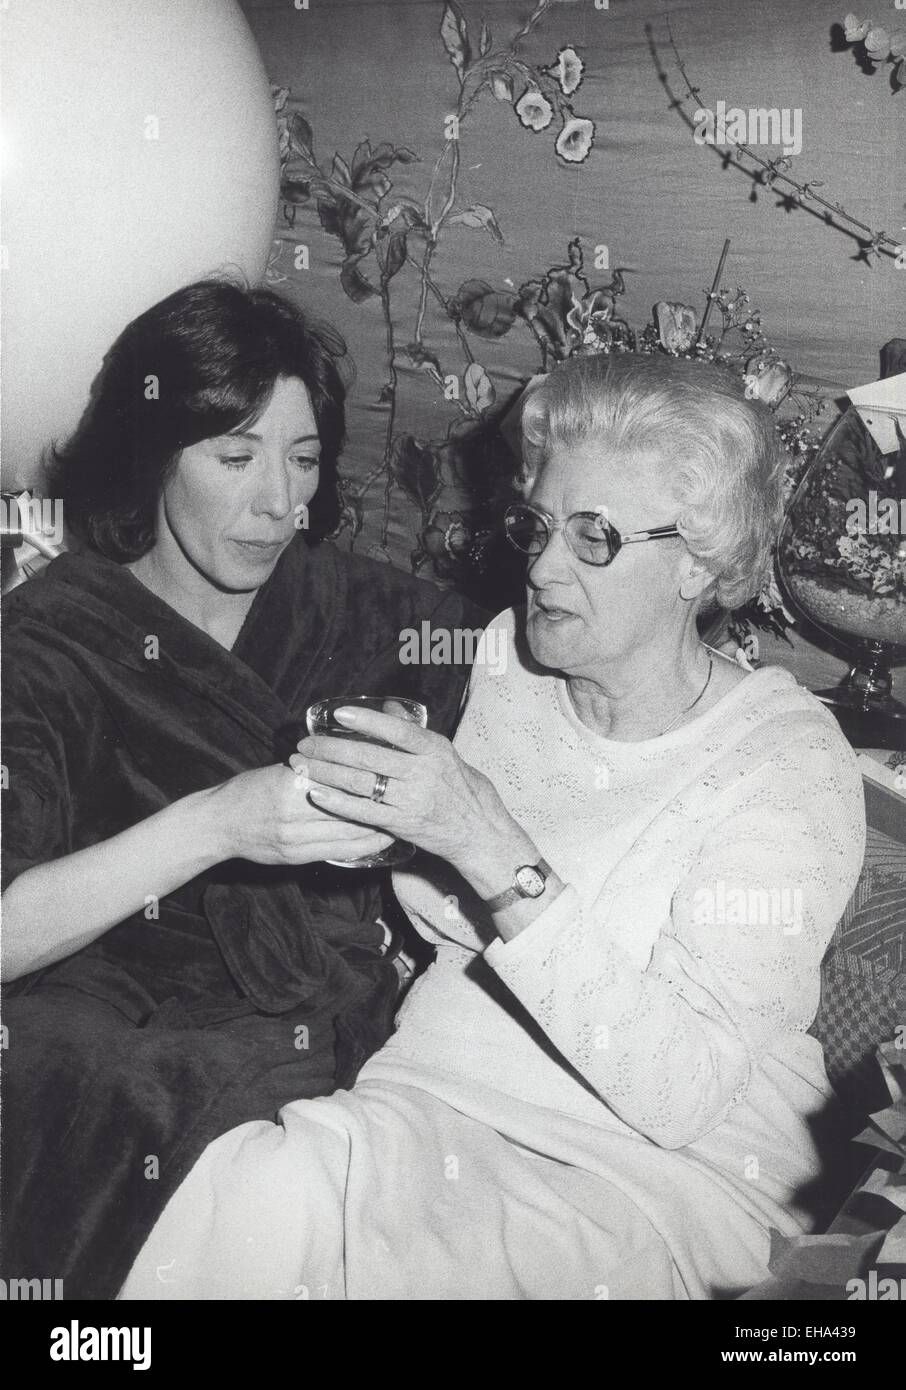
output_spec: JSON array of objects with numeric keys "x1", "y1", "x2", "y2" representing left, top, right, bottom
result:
[{"x1": 1, "y1": 0, "x2": 904, "y2": 1352}]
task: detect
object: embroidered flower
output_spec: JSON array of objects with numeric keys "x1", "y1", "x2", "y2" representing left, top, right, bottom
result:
[
  {"x1": 555, "y1": 116, "x2": 595, "y2": 163},
  {"x1": 515, "y1": 88, "x2": 554, "y2": 132},
  {"x1": 566, "y1": 289, "x2": 617, "y2": 350},
  {"x1": 552, "y1": 46, "x2": 584, "y2": 96},
  {"x1": 654, "y1": 301, "x2": 699, "y2": 354},
  {"x1": 491, "y1": 71, "x2": 514, "y2": 102},
  {"x1": 743, "y1": 357, "x2": 792, "y2": 406},
  {"x1": 864, "y1": 26, "x2": 891, "y2": 59},
  {"x1": 843, "y1": 13, "x2": 870, "y2": 43}
]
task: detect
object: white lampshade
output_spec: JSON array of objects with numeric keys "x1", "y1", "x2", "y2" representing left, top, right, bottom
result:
[{"x1": 1, "y1": 0, "x2": 280, "y2": 490}]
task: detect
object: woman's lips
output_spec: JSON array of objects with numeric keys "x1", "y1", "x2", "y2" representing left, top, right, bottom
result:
[
  {"x1": 533, "y1": 600, "x2": 576, "y2": 622},
  {"x1": 231, "y1": 538, "x2": 287, "y2": 557}
]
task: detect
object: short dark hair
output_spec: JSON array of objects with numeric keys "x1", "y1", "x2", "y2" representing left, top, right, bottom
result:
[{"x1": 49, "y1": 278, "x2": 349, "y2": 559}]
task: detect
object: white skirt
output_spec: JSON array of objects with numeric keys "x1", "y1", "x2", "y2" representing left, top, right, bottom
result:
[{"x1": 118, "y1": 1073, "x2": 775, "y2": 1301}]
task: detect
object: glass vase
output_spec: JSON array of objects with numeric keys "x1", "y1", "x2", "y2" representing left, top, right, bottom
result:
[{"x1": 777, "y1": 406, "x2": 906, "y2": 723}]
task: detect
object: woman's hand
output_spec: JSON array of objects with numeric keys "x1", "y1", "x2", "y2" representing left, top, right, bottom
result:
[
  {"x1": 292, "y1": 706, "x2": 537, "y2": 894},
  {"x1": 2, "y1": 764, "x2": 394, "y2": 982},
  {"x1": 210, "y1": 762, "x2": 394, "y2": 867}
]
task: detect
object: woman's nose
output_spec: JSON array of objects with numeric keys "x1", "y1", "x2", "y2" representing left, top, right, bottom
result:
[
  {"x1": 527, "y1": 526, "x2": 576, "y2": 587},
  {"x1": 253, "y1": 460, "x2": 293, "y2": 520}
]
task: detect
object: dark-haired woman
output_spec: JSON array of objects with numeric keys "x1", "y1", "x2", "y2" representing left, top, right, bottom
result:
[{"x1": 0, "y1": 279, "x2": 481, "y2": 1298}]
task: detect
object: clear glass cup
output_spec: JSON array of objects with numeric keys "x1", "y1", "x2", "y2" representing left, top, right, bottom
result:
[{"x1": 304, "y1": 695, "x2": 428, "y2": 868}]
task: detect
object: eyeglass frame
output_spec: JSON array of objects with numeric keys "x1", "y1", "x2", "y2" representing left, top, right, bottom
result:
[{"x1": 503, "y1": 501, "x2": 682, "y2": 568}]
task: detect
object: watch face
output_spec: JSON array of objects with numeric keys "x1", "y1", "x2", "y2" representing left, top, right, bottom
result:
[{"x1": 515, "y1": 865, "x2": 545, "y2": 898}]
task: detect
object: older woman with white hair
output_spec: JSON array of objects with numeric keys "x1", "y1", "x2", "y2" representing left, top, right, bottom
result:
[{"x1": 122, "y1": 351, "x2": 866, "y2": 1301}]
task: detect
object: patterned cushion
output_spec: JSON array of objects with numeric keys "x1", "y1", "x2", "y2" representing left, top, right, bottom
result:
[{"x1": 809, "y1": 825, "x2": 906, "y2": 1114}]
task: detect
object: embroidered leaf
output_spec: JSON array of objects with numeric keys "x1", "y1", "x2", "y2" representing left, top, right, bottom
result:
[
  {"x1": 353, "y1": 145, "x2": 420, "y2": 197},
  {"x1": 359, "y1": 171, "x2": 393, "y2": 202},
  {"x1": 454, "y1": 279, "x2": 518, "y2": 338},
  {"x1": 463, "y1": 363, "x2": 496, "y2": 414},
  {"x1": 397, "y1": 200, "x2": 429, "y2": 230},
  {"x1": 567, "y1": 237, "x2": 584, "y2": 272},
  {"x1": 288, "y1": 113, "x2": 317, "y2": 164},
  {"x1": 318, "y1": 197, "x2": 375, "y2": 258},
  {"x1": 317, "y1": 200, "x2": 343, "y2": 238},
  {"x1": 331, "y1": 152, "x2": 352, "y2": 187},
  {"x1": 479, "y1": 20, "x2": 492, "y2": 56},
  {"x1": 333, "y1": 487, "x2": 364, "y2": 540},
  {"x1": 306, "y1": 177, "x2": 335, "y2": 201},
  {"x1": 280, "y1": 176, "x2": 312, "y2": 205},
  {"x1": 378, "y1": 230, "x2": 408, "y2": 282},
  {"x1": 448, "y1": 204, "x2": 504, "y2": 243},
  {"x1": 391, "y1": 435, "x2": 443, "y2": 515},
  {"x1": 405, "y1": 341, "x2": 444, "y2": 382},
  {"x1": 440, "y1": 2, "x2": 471, "y2": 77},
  {"x1": 340, "y1": 258, "x2": 379, "y2": 303},
  {"x1": 490, "y1": 71, "x2": 514, "y2": 102},
  {"x1": 351, "y1": 140, "x2": 373, "y2": 179}
]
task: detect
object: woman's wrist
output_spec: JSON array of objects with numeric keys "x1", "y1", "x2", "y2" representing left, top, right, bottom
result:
[
  {"x1": 453, "y1": 816, "x2": 542, "y2": 901},
  {"x1": 186, "y1": 782, "x2": 237, "y2": 868}
]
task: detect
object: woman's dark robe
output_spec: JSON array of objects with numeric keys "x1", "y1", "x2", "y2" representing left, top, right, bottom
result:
[{"x1": 0, "y1": 537, "x2": 482, "y2": 1298}]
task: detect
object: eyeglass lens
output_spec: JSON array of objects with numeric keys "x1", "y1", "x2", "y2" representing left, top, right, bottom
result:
[{"x1": 505, "y1": 507, "x2": 618, "y2": 565}]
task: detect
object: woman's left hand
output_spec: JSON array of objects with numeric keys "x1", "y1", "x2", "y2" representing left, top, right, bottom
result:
[{"x1": 292, "y1": 705, "x2": 525, "y2": 880}]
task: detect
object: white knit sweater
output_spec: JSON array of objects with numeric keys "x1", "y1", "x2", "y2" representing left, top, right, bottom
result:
[{"x1": 122, "y1": 608, "x2": 867, "y2": 1301}]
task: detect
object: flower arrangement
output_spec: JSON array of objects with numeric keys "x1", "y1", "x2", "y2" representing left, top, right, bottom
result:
[
  {"x1": 777, "y1": 403, "x2": 906, "y2": 656},
  {"x1": 784, "y1": 419, "x2": 906, "y2": 601}
]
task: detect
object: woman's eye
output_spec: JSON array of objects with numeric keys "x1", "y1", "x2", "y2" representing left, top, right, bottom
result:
[
  {"x1": 291, "y1": 456, "x2": 320, "y2": 472},
  {"x1": 219, "y1": 455, "x2": 253, "y2": 470}
]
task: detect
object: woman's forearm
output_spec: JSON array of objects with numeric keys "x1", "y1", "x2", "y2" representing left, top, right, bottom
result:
[
  {"x1": 453, "y1": 817, "x2": 566, "y2": 941},
  {"x1": 1, "y1": 785, "x2": 229, "y2": 982}
]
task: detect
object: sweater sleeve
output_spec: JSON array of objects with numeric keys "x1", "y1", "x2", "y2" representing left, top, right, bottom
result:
[{"x1": 483, "y1": 727, "x2": 866, "y2": 1149}]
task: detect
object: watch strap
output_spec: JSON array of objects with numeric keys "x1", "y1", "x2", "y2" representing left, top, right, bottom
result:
[{"x1": 484, "y1": 858, "x2": 552, "y2": 913}]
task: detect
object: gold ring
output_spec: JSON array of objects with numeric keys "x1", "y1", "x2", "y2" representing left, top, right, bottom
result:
[{"x1": 371, "y1": 772, "x2": 389, "y2": 804}]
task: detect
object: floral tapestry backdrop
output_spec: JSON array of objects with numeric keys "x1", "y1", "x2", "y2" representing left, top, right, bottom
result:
[{"x1": 241, "y1": 0, "x2": 902, "y2": 591}]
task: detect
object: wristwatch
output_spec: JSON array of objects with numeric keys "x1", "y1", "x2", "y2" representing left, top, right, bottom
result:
[{"x1": 483, "y1": 858, "x2": 552, "y2": 913}]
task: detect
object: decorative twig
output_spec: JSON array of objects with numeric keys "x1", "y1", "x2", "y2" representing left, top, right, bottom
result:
[
  {"x1": 658, "y1": 17, "x2": 902, "y2": 263},
  {"x1": 697, "y1": 237, "x2": 732, "y2": 344},
  {"x1": 512, "y1": 0, "x2": 555, "y2": 49},
  {"x1": 409, "y1": 254, "x2": 476, "y2": 365}
]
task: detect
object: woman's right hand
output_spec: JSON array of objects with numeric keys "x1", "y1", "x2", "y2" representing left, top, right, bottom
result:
[
  {"x1": 210, "y1": 763, "x2": 395, "y2": 867},
  {"x1": 2, "y1": 762, "x2": 392, "y2": 983}
]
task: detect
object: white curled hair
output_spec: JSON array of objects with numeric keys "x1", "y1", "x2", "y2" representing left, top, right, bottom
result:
[{"x1": 520, "y1": 351, "x2": 786, "y2": 610}]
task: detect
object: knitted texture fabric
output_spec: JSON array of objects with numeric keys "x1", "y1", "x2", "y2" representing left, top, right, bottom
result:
[{"x1": 122, "y1": 609, "x2": 867, "y2": 1300}]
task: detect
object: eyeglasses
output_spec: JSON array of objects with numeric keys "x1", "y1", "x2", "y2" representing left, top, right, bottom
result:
[{"x1": 503, "y1": 503, "x2": 681, "y2": 568}]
